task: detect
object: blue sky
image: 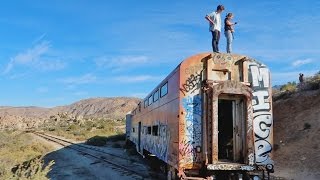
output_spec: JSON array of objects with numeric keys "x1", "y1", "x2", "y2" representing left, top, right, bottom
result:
[{"x1": 1, "y1": 0, "x2": 319, "y2": 107}]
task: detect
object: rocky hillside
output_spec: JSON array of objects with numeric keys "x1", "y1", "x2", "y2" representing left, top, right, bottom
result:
[
  {"x1": 0, "y1": 97, "x2": 140, "y2": 130},
  {"x1": 273, "y1": 89, "x2": 320, "y2": 179}
]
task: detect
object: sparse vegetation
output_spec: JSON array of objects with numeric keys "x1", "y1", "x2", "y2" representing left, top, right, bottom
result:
[
  {"x1": 41, "y1": 115, "x2": 126, "y2": 142},
  {"x1": 0, "y1": 131, "x2": 54, "y2": 179},
  {"x1": 280, "y1": 81, "x2": 297, "y2": 92},
  {"x1": 273, "y1": 71, "x2": 320, "y2": 101},
  {"x1": 301, "y1": 71, "x2": 320, "y2": 91}
]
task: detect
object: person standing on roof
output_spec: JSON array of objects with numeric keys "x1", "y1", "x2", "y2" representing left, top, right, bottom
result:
[
  {"x1": 224, "y1": 13, "x2": 237, "y2": 53},
  {"x1": 205, "y1": 5, "x2": 225, "y2": 53}
]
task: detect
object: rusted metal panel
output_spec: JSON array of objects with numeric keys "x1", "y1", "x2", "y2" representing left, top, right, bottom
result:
[{"x1": 178, "y1": 54, "x2": 210, "y2": 170}]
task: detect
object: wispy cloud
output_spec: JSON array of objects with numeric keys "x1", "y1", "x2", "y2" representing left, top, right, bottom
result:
[
  {"x1": 2, "y1": 39, "x2": 66, "y2": 75},
  {"x1": 36, "y1": 87, "x2": 49, "y2": 93},
  {"x1": 291, "y1": 58, "x2": 313, "y2": 67},
  {"x1": 59, "y1": 74, "x2": 97, "y2": 85},
  {"x1": 95, "y1": 55, "x2": 149, "y2": 71},
  {"x1": 113, "y1": 75, "x2": 164, "y2": 83}
]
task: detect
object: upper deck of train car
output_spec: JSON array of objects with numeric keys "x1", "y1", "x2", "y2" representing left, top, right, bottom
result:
[{"x1": 130, "y1": 52, "x2": 269, "y2": 116}]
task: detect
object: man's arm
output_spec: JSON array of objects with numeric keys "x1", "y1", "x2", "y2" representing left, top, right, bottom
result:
[{"x1": 205, "y1": 15, "x2": 214, "y2": 24}]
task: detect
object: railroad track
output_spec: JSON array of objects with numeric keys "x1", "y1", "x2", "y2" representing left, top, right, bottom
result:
[{"x1": 33, "y1": 132, "x2": 148, "y2": 180}]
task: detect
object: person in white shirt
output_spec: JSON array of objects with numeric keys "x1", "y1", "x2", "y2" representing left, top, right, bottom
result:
[{"x1": 205, "y1": 5, "x2": 225, "y2": 53}]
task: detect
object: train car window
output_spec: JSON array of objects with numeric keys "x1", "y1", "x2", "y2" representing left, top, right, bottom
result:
[
  {"x1": 143, "y1": 126, "x2": 147, "y2": 134},
  {"x1": 144, "y1": 99, "x2": 148, "y2": 108},
  {"x1": 147, "y1": 126, "x2": 151, "y2": 135},
  {"x1": 160, "y1": 82, "x2": 168, "y2": 97},
  {"x1": 152, "y1": 125, "x2": 158, "y2": 136},
  {"x1": 153, "y1": 89, "x2": 159, "y2": 102},
  {"x1": 148, "y1": 96, "x2": 153, "y2": 105}
]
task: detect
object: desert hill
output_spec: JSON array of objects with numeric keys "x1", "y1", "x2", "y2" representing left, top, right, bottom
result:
[
  {"x1": 273, "y1": 89, "x2": 320, "y2": 179},
  {"x1": 0, "y1": 97, "x2": 140, "y2": 129}
]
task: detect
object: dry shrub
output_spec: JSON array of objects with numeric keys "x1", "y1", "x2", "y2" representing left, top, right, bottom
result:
[
  {"x1": 0, "y1": 131, "x2": 54, "y2": 179},
  {"x1": 85, "y1": 136, "x2": 107, "y2": 146},
  {"x1": 11, "y1": 156, "x2": 54, "y2": 179}
]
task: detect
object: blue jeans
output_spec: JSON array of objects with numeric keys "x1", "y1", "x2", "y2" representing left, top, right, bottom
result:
[
  {"x1": 225, "y1": 30, "x2": 233, "y2": 53},
  {"x1": 211, "y1": 30, "x2": 220, "y2": 53}
]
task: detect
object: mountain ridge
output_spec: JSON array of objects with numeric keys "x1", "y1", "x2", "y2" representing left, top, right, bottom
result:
[{"x1": 0, "y1": 97, "x2": 140, "y2": 129}]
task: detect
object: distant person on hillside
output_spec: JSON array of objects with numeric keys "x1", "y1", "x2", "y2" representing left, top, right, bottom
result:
[
  {"x1": 205, "y1": 5, "x2": 225, "y2": 53},
  {"x1": 299, "y1": 73, "x2": 304, "y2": 83},
  {"x1": 224, "y1": 13, "x2": 237, "y2": 53}
]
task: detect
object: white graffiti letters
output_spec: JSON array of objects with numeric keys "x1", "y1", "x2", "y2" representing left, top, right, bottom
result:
[
  {"x1": 255, "y1": 139, "x2": 272, "y2": 163},
  {"x1": 254, "y1": 114, "x2": 272, "y2": 139},
  {"x1": 250, "y1": 65, "x2": 269, "y2": 88},
  {"x1": 252, "y1": 91, "x2": 270, "y2": 111},
  {"x1": 249, "y1": 62, "x2": 273, "y2": 165}
]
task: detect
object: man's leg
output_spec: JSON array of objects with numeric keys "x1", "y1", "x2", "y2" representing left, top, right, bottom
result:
[
  {"x1": 212, "y1": 30, "x2": 219, "y2": 52},
  {"x1": 216, "y1": 30, "x2": 220, "y2": 52}
]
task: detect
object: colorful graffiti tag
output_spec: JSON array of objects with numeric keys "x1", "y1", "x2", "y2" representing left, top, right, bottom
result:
[
  {"x1": 142, "y1": 122, "x2": 170, "y2": 162},
  {"x1": 180, "y1": 68, "x2": 203, "y2": 164}
]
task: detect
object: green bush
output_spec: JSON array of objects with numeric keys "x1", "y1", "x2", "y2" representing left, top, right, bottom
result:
[
  {"x1": 11, "y1": 156, "x2": 54, "y2": 179},
  {"x1": 85, "y1": 136, "x2": 107, "y2": 146},
  {"x1": 280, "y1": 81, "x2": 297, "y2": 92}
]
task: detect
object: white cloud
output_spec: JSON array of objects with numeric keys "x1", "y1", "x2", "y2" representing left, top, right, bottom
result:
[
  {"x1": 2, "y1": 39, "x2": 66, "y2": 75},
  {"x1": 113, "y1": 75, "x2": 163, "y2": 83},
  {"x1": 59, "y1": 74, "x2": 97, "y2": 85},
  {"x1": 95, "y1": 55, "x2": 149, "y2": 71},
  {"x1": 291, "y1": 59, "x2": 313, "y2": 67}
]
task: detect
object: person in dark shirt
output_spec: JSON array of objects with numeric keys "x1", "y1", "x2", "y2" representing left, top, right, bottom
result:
[{"x1": 224, "y1": 13, "x2": 237, "y2": 53}]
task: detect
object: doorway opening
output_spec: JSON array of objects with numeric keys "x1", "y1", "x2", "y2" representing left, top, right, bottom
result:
[
  {"x1": 218, "y1": 99, "x2": 234, "y2": 161},
  {"x1": 217, "y1": 95, "x2": 246, "y2": 163}
]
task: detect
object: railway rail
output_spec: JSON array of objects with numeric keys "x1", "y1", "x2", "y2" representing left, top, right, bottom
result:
[{"x1": 32, "y1": 132, "x2": 149, "y2": 180}]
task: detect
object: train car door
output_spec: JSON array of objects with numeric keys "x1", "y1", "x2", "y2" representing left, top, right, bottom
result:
[
  {"x1": 218, "y1": 95, "x2": 246, "y2": 163},
  {"x1": 138, "y1": 122, "x2": 142, "y2": 153}
]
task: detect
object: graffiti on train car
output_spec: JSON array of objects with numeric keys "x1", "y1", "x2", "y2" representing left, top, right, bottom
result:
[
  {"x1": 180, "y1": 66, "x2": 203, "y2": 164},
  {"x1": 207, "y1": 163, "x2": 255, "y2": 171},
  {"x1": 180, "y1": 71, "x2": 202, "y2": 96},
  {"x1": 249, "y1": 62, "x2": 273, "y2": 164},
  {"x1": 142, "y1": 122, "x2": 170, "y2": 162},
  {"x1": 180, "y1": 95, "x2": 202, "y2": 163},
  {"x1": 212, "y1": 53, "x2": 233, "y2": 67}
]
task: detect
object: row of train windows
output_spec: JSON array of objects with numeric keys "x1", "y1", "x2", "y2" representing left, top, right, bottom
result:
[
  {"x1": 144, "y1": 82, "x2": 168, "y2": 108},
  {"x1": 132, "y1": 82, "x2": 168, "y2": 115},
  {"x1": 132, "y1": 125, "x2": 159, "y2": 136}
]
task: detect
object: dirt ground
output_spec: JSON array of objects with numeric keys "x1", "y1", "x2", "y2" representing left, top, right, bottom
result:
[
  {"x1": 32, "y1": 134, "x2": 163, "y2": 180},
  {"x1": 272, "y1": 89, "x2": 320, "y2": 180}
]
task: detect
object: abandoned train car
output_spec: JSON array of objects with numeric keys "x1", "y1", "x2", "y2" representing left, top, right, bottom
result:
[{"x1": 126, "y1": 52, "x2": 274, "y2": 179}]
